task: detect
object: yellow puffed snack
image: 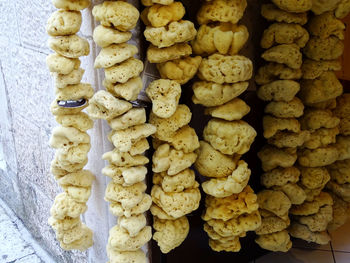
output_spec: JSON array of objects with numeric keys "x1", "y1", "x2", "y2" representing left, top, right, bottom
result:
[
  {"x1": 300, "y1": 109, "x2": 340, "y2": 130},
  {"x1": 153, "y1": 169, "x2": 198, "y2": 193},
  {"x1": 289, "y1": 222, "x2": 330, "y2": 245},
  {"x1": 311, "y1": 0, "x2": 342, "y2": 15},
  {"x1": 261, "y1": 167, "x2": 300, "y2": 188},
  {"x1": 48, "y1": 35, "x2": 89, "y2": 59},
  {"x1": 257, "y1": 190, "x2": 291, "y2": 217},
  {"x1": 263, "y1": 115, "x2": 300, "y2": 139},
  {"x1": 205, "y1": 98, "x2": 250, "y2": 121},
  {"x1": 299, "y1": 167, "x2": 330, "y2": 190},
  {"x1": 290, "y1": 192, "x2": 333, "y2": 216},
  {"x1": 257, "y1": 80, "x2": 300, "y2": 102},
  {"x1": 261, "y1": 4, "x2": 308, "y2": 25},
  {"x1": 262, "y1": 44, "x2": 302, "y2": 69},
  {"x1": 92, "y1": 1, "x2": 139, "y2": 31},
  {"x1": 255, "y1": 63, "x2": 302, "y2": 85},
  {"x1": 302, "y1": 59, "x2": 342, "y2": 80},
  {"x1": 255, "y1": 230, "x2": 292, "y2": 252},
  {"x1": 304, "y1": 36, "x2": 344, "y2": 61},
  {"x1": 298, "y1": 146, "x2": 339, "y2": 167},
  {"x1": 52, "y1": 0, "x2": 90, "y2": 11},
  {"x1": 141, "y1": 2, "x2": 185, "y2": 27},
  {"x1": 258, "y1": 146, "x2": 297, "y2": 172},
  {"x1": 46, "y1": 10, "x2": 82, "y2": 36},
  {"x1": 147, "y1": 43, "x2": 192, "y2": 63},
  {"x1": 93, "y1": 25, "x2": 132, "y2": 48}
]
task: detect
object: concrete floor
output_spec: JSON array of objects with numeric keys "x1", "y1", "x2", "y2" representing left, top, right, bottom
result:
[{"x1": 0, "y1": 198, "x2": 54, "y2": 263}]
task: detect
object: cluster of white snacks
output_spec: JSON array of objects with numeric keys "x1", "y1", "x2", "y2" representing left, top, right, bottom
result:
[
  {"x1": 46, "y1": 0, "x2": 94, "y2": 251},
  {"x1": 140, "y1": 0, "x2": 202, "y2": 254},
  {"x1": 256, "y1": 0, "x2": 350, "y2": 250},
  {"x1": 191, "y1": 0, "x2": 260, "y2": 253},
  {"x1": 87, "y1": 1, "x2": 155, "y2": 262}
]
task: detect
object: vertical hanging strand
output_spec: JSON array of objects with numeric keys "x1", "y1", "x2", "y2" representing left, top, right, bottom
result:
[
  {"x1": 141, "y1": 0, "x2": 202, "y2": 254},
  {"x1": 46, "y1": 0, "x2": 94, "y2": 251},
  {"x1": 88, "y1": 1, "x2": 155, "y2": 261},
  {"x1": 191, "y1": 0, "x2": 261, "y2": 252}
]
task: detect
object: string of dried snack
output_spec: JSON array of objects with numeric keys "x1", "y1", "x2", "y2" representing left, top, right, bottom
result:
[
  {"x1": 191, "y1": 0, "x2": 260, "y2": 252},
  {"x1": 87, "y1": 1, "x2": 156, "y2": 262},
  {"x1": 140, "y1": 0, "x2": 202, "y2": 254},
  {"x1": 255, "y1": 1, "x2": 314, "y2": 252},
  {"x1": 46, "y1": 0, "x2": 94, "y2": 251},
  {"x1": 290, "y1": 3, "x2": 350, "y2": 243}
]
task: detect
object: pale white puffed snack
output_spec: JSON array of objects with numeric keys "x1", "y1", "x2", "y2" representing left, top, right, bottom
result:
[
  {"x1": 107, "y1": 247, "x2": 146, "y2": 263},
  {"x1": 304, "y1": 36, "x2": 344, "y2": 61},
  {"x1": 86, "y1": 90, "x2": 132, "y2": 121},
  {"x1": 51, "y1": 155, "x2": 87, "y2": 176},
  {"x1": 334, "y1": 136, "x2": 350, "y2": 161},
  {"x1": 109, "y1": 124, "x2": 156, "y2": 152},
  {"x1": 157, "y1": 56, "x2": 202, "y2": 85},
  {"x1": 206, "y1": 210, "x2": 261, "y2": 237},
  {"x1": 164, "y1": 125, "x2": 200, "y2": 153},
  {"x1": 95, "y1": 44, "x2": 138, "y2": 69},
  {"x1": 52, "y1": 68, "x2": 85, "y2": 89},
  {"x1": 103, "y1": 149, "x2": 149, "y2": 167},
  {"x1": 198, "y1": 54, "x2": 253, "y2": 84},
  {"x1": 146, "y1": 79, "x2": 181, "y2": 119},
  {"x1": 144, "y1": 20, "x2": 197, "y2": 48},
  {"x1": 153, "y1": 216, "x2": 189, "y2": 254},
  {"x1": 141, "y1": 2, "x2": 185, "y2": 27},
  {"x1": 298, "y1": 146, "x2": 339, "y2": 167},
  {"x1": 263, "y1": 115, "x2": 300, "y2": 139},
  {"x1": 126, "y1": 138, "x2": 149, "y2": 156},
  {"x1": 192, "y1": 23, "x2": 249, "y2": 56},
  {"x1": 153, "y1": 169, "x2": 197, "y2": 193},
  {"x1": 110, "y1": 194, "x2": 152, "y2": 218},
  {"x1": 105, "y1": 58, "x2": 144, "y2": 84},
  {"x1": 50, "y1": 192, "x2": 87, "y2": 219},
  {"x1": 203, "y1": 119, "x2": 257, "y2": 155},
  {"x1": 55, "y1": 143, "x2": 90, "y2": 165},
  {"x1": 261, "y1": 167, "x2": 300, "y2": 188},
  {"x1": 46, "y1": 53, "x2": 80, "y2": 75},
  {"x1": 257, "y1": 80, "x2": 300, "y2": 102},
  {"x1": 257, "y1": 190, "x2": 291, "y2": 217},
  {"x1": 118, "y1": 214, "x2": 147, "y2": 237},
  {"x1": 258, "y1": 146, "x2": 297, "y2": 172},
  {"x1": 265, "y1": 97, "x2": 304, "y2": 118},
  {"x1": 268, "y1": 130, "x2": 310, "y2": 148},
  {"x1": 48, "y1": 35, "x2": 90, "y2": 59},
  {"x1": 255, "y1": 230, "x2": 292, "y2": 252},
  {"x1": 303, "y1": 127, "x2": 339, "y2": 149},
  {"x1": 62, "y1": 185, "x2": 91, "y2": 203},
  {"x1": 273, "y1": 183, "x2": 306, "y2": 205},
  {"x1": 149, "y1": 104, "x2": 191, "y2": 141},
  {"x1": 49, "y1": 126, "x2": 90, "y2": 151},
  {"x1": 202, "y1": 186, "x2": 259, "y2": 221},
  {"x1": 302, "y1": 59, "x2": 342, "y2": 80},
  {"x1": 108, "y1": 108, "x2": 146, "y2": 131},
  {"x1": 58, "y1": 170, "x2": 94, "y2": 187},
  {"x1": 150, "y1": 204, "x2": 177, "y2": 220},
  {"x1": 93, "y1": 25, "x2": 132, "y2": 48},
  {"x1": 308, "y1": 12, "x2": 345, "y2": 39},
  {"x1": 102, "y1": 165, "x2": 147, "y2": 186},
  {"x1": 202, "y1": 160, "x2": 251, "y2": 198},
  {"x1": 197, "y1": 0, "x2": 247, "y2": 24},
  {"x1": 151, "y1": 185, "x2": 201, "y2": 218},
  {"x1": 52, "y1": 0, "x2": 90, "y2": 11},
  {"x1": 192, "y1": 81, "x2": 248, "y2": 107},
  {"x1": 300, "y1": 109, "x2": 340, "y2": 130},
  {"x1": 299, "y1": 71, "x2": 343, "y2": 105},
  {"x1": 105, "y1": 181, "x2": 147, "y2": 209},
  {"x1": 261, "y1": 23, "x2": 309, "y2": 49},
  {"x1": 152, "y1": 144, "x2": 197, "y2": 176},
  {"x1": 147, "y1": 43, "x2": 192, "y2": 64},
  {"x1": 289, "y1": 222, "x2": 330, "y2": 245},
  {"x1": 55, "y1": 112, "x2": 93, "y2": 132},
  {"x1": 195, "y1": 141, "x2": 238, "y2": 178},
  {"x1": 261, "y1": 4, "x2": 308, "y2": 25},
  {"x1": 92, "y1": 1, "x2": 139, "y2": 32},
  {"x1": 57, "y1": 224, "x2": 87, "y2": 246},
  {"x1": 55, "y1": 83, "x2": 94, "y2": 101},
  {"x1": 311, "y1": 0, "x2": 342, "y2": 15},
  {"x1": 205, "y1": 98, "x2": 250, "y2": 121},
  {"x1": 48, "y1": 216, "x2": 81, "y2": 232},
  {"x1": 108, "y1": 225, "x2": 152, "y2": 252},
  {"x1": 255, "y1": 63, "x2": 302, "y2": 85},
  {"x1": 46, "y1": 10, "x2": 82, "y2": 36},
  {"x1": 104, "y1": 77, "x2": 143, "y2": 102},
  {"x1": 261, "y1": 44, "x2": 302, "y2": 69}
]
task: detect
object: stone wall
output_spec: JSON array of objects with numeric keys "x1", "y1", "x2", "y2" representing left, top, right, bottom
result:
[{"x1": 0, "y1": 1, "x2": 111, "y2": 262}]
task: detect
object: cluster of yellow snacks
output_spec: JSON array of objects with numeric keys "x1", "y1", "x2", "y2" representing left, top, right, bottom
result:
[
  {"x1": 326, "y1": 94, "x2": 350, "y2": 231},
  {"x1": 256, "y1": 1, "x2": 314, "y2": 252},
  {"x1": 291, "y1": 2, "x2": 350, "y2": 243},
  {"x1": 46, "y1": 0, "x2": 94, "y2": 251},
  {"x1": 140, "y1": 0, "x2": 202, "y2": 254},
  {"x1": 87, "y1": 1, "x2": 156, "y2": 262},
  {"x1": 191, "y1": 0, "x2": 260, "y2": 252}
]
